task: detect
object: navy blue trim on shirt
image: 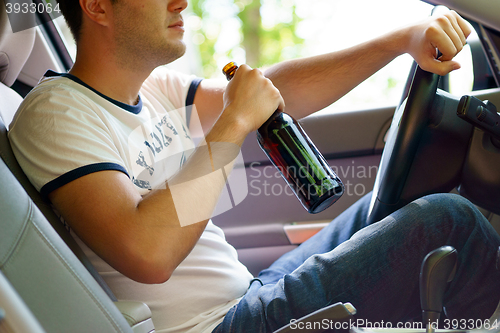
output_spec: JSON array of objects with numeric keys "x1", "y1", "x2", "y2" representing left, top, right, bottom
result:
[
  {"x1": 185, "y1": 77, "x2": 203, "y2": 127},
  {"x1": 44, "y1": 70, "x2": 143, "y2": 114},
  {"x1": 40, "y1": 162, "x2": 129, "y2": 201}
]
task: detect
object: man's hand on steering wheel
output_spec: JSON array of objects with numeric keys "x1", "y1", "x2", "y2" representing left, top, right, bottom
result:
[{"x1": 403, "y1": 10, "x2": 472, "y2": 76}]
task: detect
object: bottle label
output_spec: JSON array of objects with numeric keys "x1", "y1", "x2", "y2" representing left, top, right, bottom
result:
[{"x1": 258, "y1": 122, "x2": 343, "y2": 213}]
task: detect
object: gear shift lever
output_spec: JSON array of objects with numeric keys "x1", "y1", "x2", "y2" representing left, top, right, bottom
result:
[{"x1": 420, "y1": 246, "x2": 458, "y2": 333}]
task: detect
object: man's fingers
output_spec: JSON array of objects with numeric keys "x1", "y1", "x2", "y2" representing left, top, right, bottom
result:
[
  {"x1": 431, "y1": 32, "x2": 458, "y2": 62},
  {"x1": 263, "y1": 76, "x2": 286, "y2": 112},
  {"x1": 452, "y1": 10, "x2": 473, "y2": 40},
  {"x1": 420, "y1": 57, "x2": 461, "y2": 76},
  {"x1": 436, "y1": 30, "x2": 461, "y2": 61},
  {"x1": 434, "y1": 60, "x2": 461, "y2": 76},
  {"x1": 410, "y1": 10, "x2": 471, "y2": 75},
  {"x1": 277, "y1": 96, "x2": 286, "y2": 113},
  {"x1": 430, "y1": 11, "x2": 471, "y2": 62},
  {"x1": 417, "y1": 41, "x2": 461, "y2": 75},
  {"x1": 446, "y1": 11, "x2": 468, "y2": 45}
]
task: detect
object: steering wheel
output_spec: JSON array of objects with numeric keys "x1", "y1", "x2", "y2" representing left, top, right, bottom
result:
[
  {"x1": 367, "y1": 64, "x2": 441, "y2": 224},
  {"x1": 367, "y1": 5, "x2": 480, "y2": 224}
]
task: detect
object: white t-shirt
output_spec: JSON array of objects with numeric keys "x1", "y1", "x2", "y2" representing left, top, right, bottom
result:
[{"x1": 9, "y1": 67, "x2": 253, "y2": 332}]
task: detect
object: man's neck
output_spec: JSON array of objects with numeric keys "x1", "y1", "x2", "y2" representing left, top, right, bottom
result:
[{"x1": 69, "y1": 51, "x2": 152, "y2": 106}]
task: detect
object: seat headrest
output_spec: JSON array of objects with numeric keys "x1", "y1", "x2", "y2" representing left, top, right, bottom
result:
[{"x1": 0, "y1": 1, "x2": 36, "y2": 87}]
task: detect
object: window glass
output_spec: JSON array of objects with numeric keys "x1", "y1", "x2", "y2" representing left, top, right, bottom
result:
[
  {"x1": 52, "y1": 0, "x2": 475, "y2": 113},
  {"x1": 448, "y1": 31, "x2": 475, "y2": 96},
  {"x1": 188, "y1": 0, "x2": 473, "y2": 113},
  {"x1": 53, "y1": 15, "x2": 76, "y2": 61}
]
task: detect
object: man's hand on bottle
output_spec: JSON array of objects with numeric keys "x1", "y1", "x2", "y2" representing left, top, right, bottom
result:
[
  {"x1": 404, "y1": 9, "x2": 472, "y2": 76},
  {"x1": 222, "y1": 64, "x2": 285, "y2": 134}
]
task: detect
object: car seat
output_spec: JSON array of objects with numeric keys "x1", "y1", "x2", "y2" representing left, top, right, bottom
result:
[
  {"x1": 0, "y1": 2, "x2": 154, "y2": 332},
  {"x1": 0, "y1": 7, "x2": 358, "y2": 332}
]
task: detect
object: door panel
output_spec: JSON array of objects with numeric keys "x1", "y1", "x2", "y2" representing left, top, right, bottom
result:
[
  {"x1": 211, "y1": 106, "x2": 395, "y2": 275},
  {"x1": 238, "y1": 107, "x2": 395, "y2": 163}
]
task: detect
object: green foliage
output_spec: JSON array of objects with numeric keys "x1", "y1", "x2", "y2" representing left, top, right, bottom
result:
[{"x1": 189, "y1": 0, "x2": 304, "y2": 77}]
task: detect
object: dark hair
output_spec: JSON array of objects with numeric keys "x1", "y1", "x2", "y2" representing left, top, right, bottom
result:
[
  {"x1": 56, "y1": 0, "x2": 117, "y2": 43},
  {"x1": 56, "y1": 0, "x2": 83, "y2": 42}
]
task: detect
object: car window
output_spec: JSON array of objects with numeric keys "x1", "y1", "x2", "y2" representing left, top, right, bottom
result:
[
  {"x1": 52, "y1": 0, "x2": 475, "y2": 113},
  {"x1": 53, "y1": 15, "x2": 76, "y2": 60}
]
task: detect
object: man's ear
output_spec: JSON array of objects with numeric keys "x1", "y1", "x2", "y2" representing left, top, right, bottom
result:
[{"x1": 79, "y1": 0, "x2": 112, "y2": 27}]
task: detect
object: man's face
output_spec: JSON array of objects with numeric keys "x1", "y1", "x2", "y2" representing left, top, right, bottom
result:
[{"x1": 111, "y1": 0, "x2": 188, "y2": 69}]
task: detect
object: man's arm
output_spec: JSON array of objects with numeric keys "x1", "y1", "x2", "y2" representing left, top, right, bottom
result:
[
  {"x1": 265, "y1": 11, "x2": 471, "y2": 119},
  {"x1": 49, "y1": 65, "x2": 284, "y2": 284},
  {"x1": 193, "y1": 10, "x2": 471, "y2": 128}
]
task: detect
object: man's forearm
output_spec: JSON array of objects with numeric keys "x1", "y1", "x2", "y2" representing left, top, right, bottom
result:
[
  {"x1": 266, "y1": 11, "x2": 472, "y2": 120},
  {"x1": 130, "y1": 113, "x2": 246, "y2": 281},
  {"x1": 264, "y1": 28, "x2": 407, "y2": 119}
]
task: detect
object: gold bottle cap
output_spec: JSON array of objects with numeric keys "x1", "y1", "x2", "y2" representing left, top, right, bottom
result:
[{"x1": 222, "y1": 62, "x2": 238, "y2": 81}]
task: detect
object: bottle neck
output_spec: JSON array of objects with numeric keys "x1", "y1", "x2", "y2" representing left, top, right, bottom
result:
[{"x1": 223, "y1": 62, "x2": 238, "y2": 81}]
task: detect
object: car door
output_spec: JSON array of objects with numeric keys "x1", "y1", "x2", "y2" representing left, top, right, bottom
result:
[
  {"x1": 212, "y1": 4, "x2": 500, "y2": 276},
  {"x1": 213, "y1": 104, "x2": 393, "y2": 275},
  {"x1": 17, "y1": 0, "x2": 499, "y2": 280}
]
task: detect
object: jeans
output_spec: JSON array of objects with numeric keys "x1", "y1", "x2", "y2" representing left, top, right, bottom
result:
[{"x1": 213, "y1": 193, "x2": 500, "y2": 333}]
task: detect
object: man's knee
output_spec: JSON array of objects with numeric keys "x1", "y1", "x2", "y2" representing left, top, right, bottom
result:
[
  {"x1": 412, "y1": 193, "x2": 484, "y2": 227},
  {"x1": 417, "y1": 193, "x2": 475, "y2": 209}
]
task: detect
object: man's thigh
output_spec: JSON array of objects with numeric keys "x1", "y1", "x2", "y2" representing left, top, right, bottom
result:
[
  {"x1": 257, "y1": 192, "x2": 373, "y2": 285},
  {"x1": 215, "y1": 193, "x2": 500, "y2": 333}
]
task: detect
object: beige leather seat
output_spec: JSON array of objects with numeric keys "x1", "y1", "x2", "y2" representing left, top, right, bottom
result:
[{"x1": 0, "y1": 2, "x2": 153, "y2": 332}]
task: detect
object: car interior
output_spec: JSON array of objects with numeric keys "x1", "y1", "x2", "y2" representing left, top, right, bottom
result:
[{"x1": 1, "y1": 0, "x2": 500, "y2": 332}]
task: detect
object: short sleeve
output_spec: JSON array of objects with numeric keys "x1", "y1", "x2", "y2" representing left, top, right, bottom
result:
[
  {"x1": 9, "y1": 84, "x2": 128, "y2": 200},
  {"x1": 143, "y1": 67, "x2": 202, "y2": 125}
]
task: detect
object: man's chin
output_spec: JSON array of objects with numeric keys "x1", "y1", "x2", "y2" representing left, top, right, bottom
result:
[
  {"x1": 160, "y1": 43, "x2": 187, "y2": 66},
  {"x1": 173, "y1": 41, "x2": 187, "y2": 59}
]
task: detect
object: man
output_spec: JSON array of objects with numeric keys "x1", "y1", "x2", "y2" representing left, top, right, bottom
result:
[{"x1": 8, "y1": 0, "x2": 500, "y2": 332}]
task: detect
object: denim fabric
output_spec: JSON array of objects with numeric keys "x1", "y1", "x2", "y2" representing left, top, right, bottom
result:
[{"x1": 213, "y1": 193, "x2": 500, "y2": 333}]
